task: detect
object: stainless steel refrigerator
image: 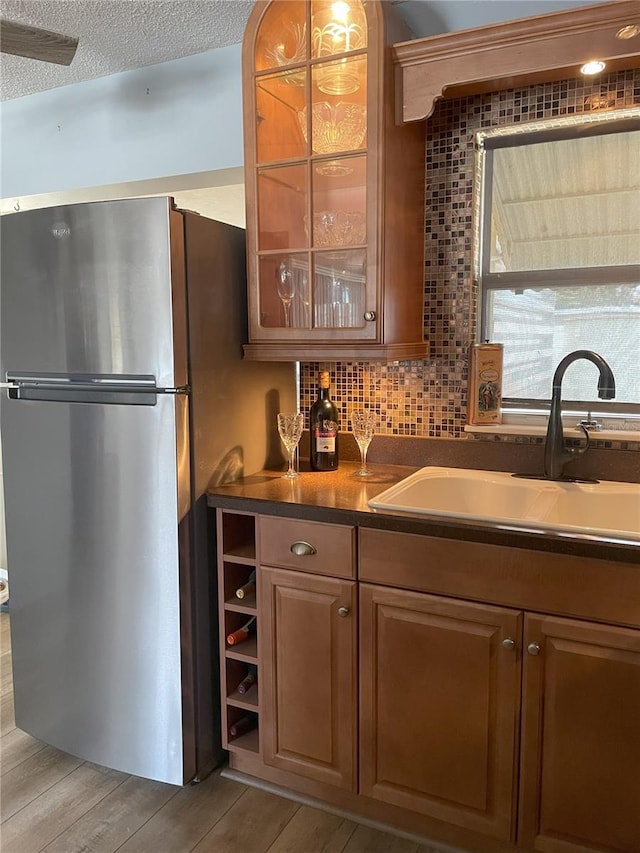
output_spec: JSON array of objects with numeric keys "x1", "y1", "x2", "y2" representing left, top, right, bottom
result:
[{"x1": 0, "y1": 197, "x2": 295, "y2": 785}]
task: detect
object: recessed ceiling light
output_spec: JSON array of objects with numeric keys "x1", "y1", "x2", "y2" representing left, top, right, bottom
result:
[{"x1": 580, "y1": 60, "x2": 606, "y2": 75}]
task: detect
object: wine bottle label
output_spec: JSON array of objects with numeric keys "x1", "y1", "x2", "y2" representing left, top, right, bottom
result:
[{"x1": 314, "y1": 419, "x2": 338, "y2": 453}]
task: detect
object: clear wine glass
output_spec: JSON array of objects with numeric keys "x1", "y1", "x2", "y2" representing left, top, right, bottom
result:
[
  {"x1": 351, "y1": 409, "x2": 376, "y2": 477},
  {"x1": 276, "y1": 262, "x2": 295, "y2": 328},
  {"x1": 277, "y1": 412, "x2": 304, "y2": 479}
]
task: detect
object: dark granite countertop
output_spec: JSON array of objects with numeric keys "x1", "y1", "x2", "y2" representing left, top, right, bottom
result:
[{"x1": 207, "y1": 461, "x2": 639, "y2": 565}]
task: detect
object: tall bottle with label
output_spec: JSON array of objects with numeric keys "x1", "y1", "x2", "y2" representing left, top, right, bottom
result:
[{"x1": 309, "y1": 371, "x2": 339, "y2": 471}]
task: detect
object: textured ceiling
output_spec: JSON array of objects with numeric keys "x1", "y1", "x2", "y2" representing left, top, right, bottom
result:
[
  {"x1": 0, "y1": 0, "x2": 255, "y2": 101},
  {"x1": 0, "y1": 0, "x2": 605, "y2": 102}
]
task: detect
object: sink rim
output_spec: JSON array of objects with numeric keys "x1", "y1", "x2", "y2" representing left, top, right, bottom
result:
[{"x1": 368, "y1": 466, "x2": 640, "y2": 543}]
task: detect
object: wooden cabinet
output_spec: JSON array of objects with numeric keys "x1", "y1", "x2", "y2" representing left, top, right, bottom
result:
[
  {"x1": 359, "y1": 584, "x2": 522, "y2": 841},
  {"x1": 257, "y1": 514, "x2": 357, "y2": 789},
  {"x1": 260, "y1": 566, "x2": 357, "y2": 789},
  {"x1": 519, "y1": 615, "x2": 640, "y2": 853},
  {"x1": 359, "y1": 527, "x2": 640, "y2": 852},
  {"x1": 214, "y1": 508, "x2": 640, "y2": 852},
  {"x1": 241, "y1": 0, "x2": 428, "y2": 361}
]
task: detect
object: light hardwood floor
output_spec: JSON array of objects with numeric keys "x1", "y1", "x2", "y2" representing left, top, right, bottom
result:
[{"x1": 0, "y1": 613, "x2": 443, "y2": 853}]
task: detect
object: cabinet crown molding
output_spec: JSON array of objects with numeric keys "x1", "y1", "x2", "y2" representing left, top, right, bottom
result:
[{"x1": 393, "y1": 0, "x2": 640, "y2": 123}]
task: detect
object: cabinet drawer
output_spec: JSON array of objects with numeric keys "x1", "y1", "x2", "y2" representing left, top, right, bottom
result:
[{"x1": 258, "y1": 516, "x2": 355, "y2": 579}]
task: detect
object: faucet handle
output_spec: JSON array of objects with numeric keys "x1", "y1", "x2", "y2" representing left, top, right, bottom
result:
[
  {"x1": 568, "y1": 422, "x2": 591, "y2": 461},
  {"x1": 577, "y1": 417, "x2": 602, "y2": 432}
]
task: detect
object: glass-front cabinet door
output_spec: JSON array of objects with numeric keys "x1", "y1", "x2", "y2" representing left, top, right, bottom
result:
[{"x1": 242, "y1": 0, "x2": 428, "y2": 360}]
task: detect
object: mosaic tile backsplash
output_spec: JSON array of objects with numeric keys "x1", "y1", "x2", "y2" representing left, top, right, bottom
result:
[{"x1": 299, "y1": 69, "x2": 640, "y2": 440}]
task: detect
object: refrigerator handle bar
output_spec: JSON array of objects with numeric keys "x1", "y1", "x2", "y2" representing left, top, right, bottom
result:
[
  {"x1": 3, "y1": 375, "x2": 189, "y2": 405},
  {"x1": 7, "y1": 384, "x2": 190, "y2": 394}
]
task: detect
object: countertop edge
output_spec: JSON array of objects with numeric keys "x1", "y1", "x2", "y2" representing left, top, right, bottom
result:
[{"x1": 206, "y1": 463, "x2": 639, "y2": 565}]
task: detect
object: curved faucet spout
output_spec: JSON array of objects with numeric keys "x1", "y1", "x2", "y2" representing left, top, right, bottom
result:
[{"x1": 544, "y1": 350, "x2": 615, "y2": 481}]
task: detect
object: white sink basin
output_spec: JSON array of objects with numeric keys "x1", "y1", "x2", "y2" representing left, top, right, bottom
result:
[{"x1": 368, "y1": 467, "x2": 640, "y2": 542}]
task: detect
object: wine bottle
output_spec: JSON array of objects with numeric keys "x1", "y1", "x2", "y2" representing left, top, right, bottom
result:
[
  {"x1": 235, "y1": 569, "x2": 256, "y2": 600},
  {"x1": 226, "y1": 617, "x2": 256, "y2": 647},
  {"x1": 237, "y1": 665, "x2": 257, "y2": 695},
  {"x1": 309, "y1": 371, "x2": 339, "y2": 471},
  {"x1": 229, "y1": 713, "x2": 258, "y2": 740}
]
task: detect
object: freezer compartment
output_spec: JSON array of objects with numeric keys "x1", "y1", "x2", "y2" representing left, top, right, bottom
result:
[{"x1": 0, "y1": 198, "x2": 180, "y2": 388}]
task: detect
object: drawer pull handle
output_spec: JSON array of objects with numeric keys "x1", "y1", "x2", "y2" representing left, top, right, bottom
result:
[
  {"x1": 502, "y1": 638, "x2": 516, "y2": 651},
  {"x1": 338, "y1": 606, "x2": 350, "y2": 617},
  {"x1": 527, "y1": 642, "x2": 541, "y2": 656},
  {"x1": 290, "y1": 541, "x2": 317, "y2": 556}
]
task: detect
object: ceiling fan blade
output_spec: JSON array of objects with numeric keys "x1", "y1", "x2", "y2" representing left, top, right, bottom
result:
[{"x1": 0, "y1": 19, "x2": 78, "y2": 65}]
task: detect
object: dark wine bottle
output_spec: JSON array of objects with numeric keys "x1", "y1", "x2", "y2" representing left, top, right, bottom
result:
[
  {"x1": 226, "y1": 617, "x2": 256, "y2": 647},
  {"x1": 237, "y1": 665, "x2": 257, "y2": 695},
  {"x1": 229, "y1": 713, "x2": 258, "y2": 740},
  {"x1": 309, "y1": 371, "x2": 339, "y2": 471},
  {"x1": 235, "y1": 569, "x2": 256, "y2": 600}
]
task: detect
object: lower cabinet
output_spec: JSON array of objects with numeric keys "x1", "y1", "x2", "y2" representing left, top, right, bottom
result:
[
  {"x1": 519, "y1": 615, "x2": 640, "y2": 853},
  {"x1": 217, "y1": 510, "x2": 640, "y2": 853},
  {"x1": 259, "y1": 565, "x2": 358, "y2": 791},
  {"x1": 359, "y1": 584, "x2": 522, "y2": 841}
]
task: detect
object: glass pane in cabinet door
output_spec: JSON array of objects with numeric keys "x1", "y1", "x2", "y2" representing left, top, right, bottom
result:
[
  {"x1": 256, "y1": 72, "x2": 308, "y2": 163},
  {"x1": 255, "y1": 0, "x2": 307, "y2": 73},
  {"x1": 258, "y1": 164, "x2": 308, "y2": 252},
  {"x1": 311, "y1": 0, "x2": 367, "y2": 60},
  {"x1": 258, "y1": 254, "x2": 311, "y2": 329},
  {"x1": 312, "y1": 154, "x2": 366, "y2": 248},
  {"x1": 309, "y1": 59, "x2": 367, "y2": 155},
  {"x1": 313, "y1": 249, "x2": 366, "y2": 329}
]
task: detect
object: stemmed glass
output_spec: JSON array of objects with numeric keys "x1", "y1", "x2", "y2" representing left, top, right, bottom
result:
[
  {"x1": 351, "y1": 409, "x2": 376, "y2": 477},
  {"x1": 277, "y1": 412, "x2": 304, "y2": 479},
  {"x1": 276, "y1": 262, "x2": 295, "y2": 328}
]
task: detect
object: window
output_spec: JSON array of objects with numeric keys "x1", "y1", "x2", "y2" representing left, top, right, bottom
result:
[{"x1": 477, "y1": 110, "x2": 640, "y2": 416}]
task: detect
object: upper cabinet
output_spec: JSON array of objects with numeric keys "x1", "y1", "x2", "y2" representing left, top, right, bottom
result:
[{"x1": 242, "y1": 0, "x2": 428, "y2": 361}]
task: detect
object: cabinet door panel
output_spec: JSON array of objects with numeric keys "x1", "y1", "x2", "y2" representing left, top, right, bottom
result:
[
  {"x1": 519, "y1": 615, "x2": 640, "y2": 853},
  {"x1": 260, "y1": 566, "x2": 357, "y2": 790},
  {"x1": 359, "y1": 584, "x2": 521, "y2": 841}
]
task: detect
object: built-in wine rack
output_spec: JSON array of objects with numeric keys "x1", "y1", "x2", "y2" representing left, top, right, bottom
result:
[{"x1": 217, "y1": 509, "x2": 260, "y2": 754}]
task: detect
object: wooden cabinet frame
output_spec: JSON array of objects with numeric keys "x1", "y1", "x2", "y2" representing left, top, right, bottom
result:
[
  {"x1": 241, "y1": 0, "x2": 428, "y2": 361},
  {"x1": 215, "y1": 507, "x2": 640, "y2": 853}
]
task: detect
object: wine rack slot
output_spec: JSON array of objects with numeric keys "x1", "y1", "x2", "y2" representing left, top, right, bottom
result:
[
  {"x1": 217, "y1": 509, "x2": 261, "y2": 754},
  {"x1": 223, "y1": 563, "x2": 257, "y2": 609},
  {"x1": 226, "y1": 660, "x2": 259, "y2": 709},
  {"x1": 221, "y1": 511, "x2": 256, "y2": 561}
]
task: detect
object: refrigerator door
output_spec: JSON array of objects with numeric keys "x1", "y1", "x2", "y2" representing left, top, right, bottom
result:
[
  {"x1": 1, "y1": 390, "x2": 193, "y2": 784},
  {"x1": 0, "y1": 198, "x2": 181, "y2": 388}
]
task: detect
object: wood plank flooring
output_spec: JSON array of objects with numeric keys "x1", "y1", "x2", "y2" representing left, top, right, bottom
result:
[{"x1": 0, "y1": 613, "x2": 444, "y2": 853}]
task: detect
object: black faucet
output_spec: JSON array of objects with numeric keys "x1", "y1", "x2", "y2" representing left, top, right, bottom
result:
[{"x1": 543, "y1": 350, "x2": 615, "y2": 480}]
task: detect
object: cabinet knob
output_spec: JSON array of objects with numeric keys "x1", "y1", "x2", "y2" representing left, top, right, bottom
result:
[
  {"x1": 527, "y1": 642, "x2": 541, "y2": 656},
  {"x1": 363, "y1": 311, "x2": 376, "y2": 322},
  {"x1": 502, "y1": 637, "x2": 516, "y2": 651},
  {"x1": 290, "y1": 541, "x2": 317, "y2": 556},
  {"x1": 337, "y1": 606, "x2": 351, "y2": 617}
]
